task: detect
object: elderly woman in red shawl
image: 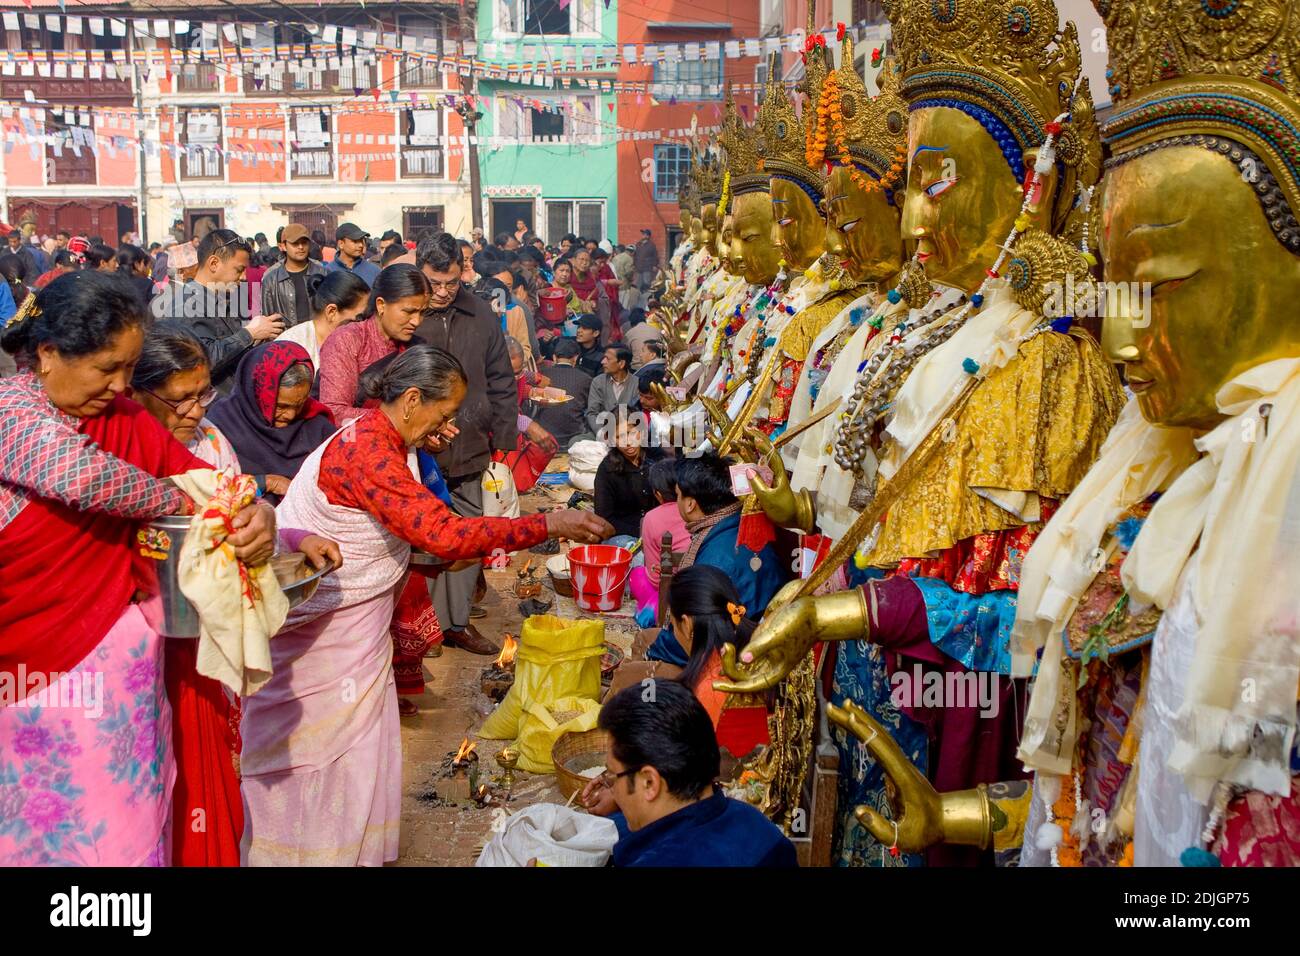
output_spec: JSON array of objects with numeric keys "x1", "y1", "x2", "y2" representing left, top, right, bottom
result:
[
  {"x1": 0, "y1": 272, "x2": 281, "y2": 866},
  {"x1": 207, "y1": 341, "x2": 338, "y2": 503}
]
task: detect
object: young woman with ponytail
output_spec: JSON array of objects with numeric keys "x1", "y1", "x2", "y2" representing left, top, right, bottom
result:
[
  {"x1": 667, "y1": 565, "x2": 771, "y2": 758},
  {"x1": 276, "y1": 268, "x2": 370, "y2": 370}
]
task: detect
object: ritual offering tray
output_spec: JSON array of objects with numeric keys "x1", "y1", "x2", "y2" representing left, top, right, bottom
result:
[
  {"x1": 529, "y1": 386, "x2": 572, "y2": 406},
  {"x1": 138, "y1": 515, "x2": 333, "y2": 638}
]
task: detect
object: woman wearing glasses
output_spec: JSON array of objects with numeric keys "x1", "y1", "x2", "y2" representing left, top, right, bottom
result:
[
  {"x1": 132, "y1": 322, "x2": 237, "y2": 470},
  {"x1": 130, "y1": 323, "x2": 337, "y2": 868},
  {"x1": 0, "y1": 272, "x2": 279, "y2": 866}
]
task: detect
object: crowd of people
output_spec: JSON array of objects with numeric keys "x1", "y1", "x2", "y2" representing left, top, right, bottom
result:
[{"x1": 0, "y1": 205, "x2": 805, "y2": 869}]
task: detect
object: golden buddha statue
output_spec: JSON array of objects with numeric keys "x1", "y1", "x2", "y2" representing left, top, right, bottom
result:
[
  {"x1": 718, "y1": 0, "x2": 1127, "y2": 866},
  {"x1": 778, "y1": 39, "x2": 918, "y2": 479},
  {"x1": 728, "y1": 37, "x2": 872, "y2": 439}
]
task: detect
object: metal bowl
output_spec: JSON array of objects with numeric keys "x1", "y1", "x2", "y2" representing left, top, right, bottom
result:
[{"x1": 137, "y1": 515, "x2": 334, "y2": 638}]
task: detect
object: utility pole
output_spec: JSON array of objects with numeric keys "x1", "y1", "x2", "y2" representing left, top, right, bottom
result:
[
  {"x1": 129, "y1": 34, "x2": 150, "y2": 243},
  {"x1": 456, "y1": 2, "x2": 484, "y2": 231}
]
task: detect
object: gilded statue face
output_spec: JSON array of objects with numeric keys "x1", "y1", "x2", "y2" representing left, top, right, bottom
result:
[
  {"x1": 770, "y1": 178, "x2": 824, "y2": 272},
  {"x1": 901, "y1": 107, "x2": 1045, "y2": 292},
  {"x1": 719, "y1": 214, "x2": 737, "y2": 275},
  {"x1": 701, "y1": 203, "x2": 720, "y2": 257},
  {"x1": 679, "y1": 209, "x2": 692, "y2": 234},
  {"x1": 731, "y1": 190, "x2": 781, "y2": 286},
  {"x1": 1101, "y1": 146, "x2": 1300, "y2": 430},
  {"x1": 824, "y1": 165, "x2": 905, "y2": 284},
  {"x1": 690, "y1": 216, "x2": 704, "y2": 246}
]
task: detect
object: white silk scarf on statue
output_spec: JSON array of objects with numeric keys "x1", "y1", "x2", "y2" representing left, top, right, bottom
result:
[{"x1": 1015, "y1": 357, "x2": 1300, "y2": 801}]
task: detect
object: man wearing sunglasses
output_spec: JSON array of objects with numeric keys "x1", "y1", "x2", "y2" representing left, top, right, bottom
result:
[
  {"x1": 578, "y1": 682, "x2": 796, "y2": 867},
  {"x1": 187, "y1": 228, "x2": 285, "y2": 392}
]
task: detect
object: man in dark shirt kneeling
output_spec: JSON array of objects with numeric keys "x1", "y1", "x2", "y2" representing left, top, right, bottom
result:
[{"x1": 580, "y1": 681, "x2": 796, "y2": 867}]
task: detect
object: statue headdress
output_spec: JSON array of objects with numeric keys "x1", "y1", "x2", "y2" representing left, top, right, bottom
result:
[
  {"x1": 1093, "y1": 0, "x2": 1300, "y2": 254},
  {"x1": 718, "y1": 86, "x2": 767, "y2": 199},
  {"x1": 756, "y1": 52, "x2": 824, "y2": 202},
  {"x1": 804, "y1": 29, "x2": 909, "y2": 204},
  {"x1": 883, "y1": 0, "x2": 1103, "y2": 237},
  {"x1": 692, "y1": 146, "x2": 722, "y2": 205}
]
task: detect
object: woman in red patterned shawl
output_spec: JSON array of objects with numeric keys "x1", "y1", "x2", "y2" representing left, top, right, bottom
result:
[
  {"x1": 243, "y1": 345, "x2": 612, "y2": 865},
  {"x1": 0, "y1": 272, "x2": 278, "y2": 866}
]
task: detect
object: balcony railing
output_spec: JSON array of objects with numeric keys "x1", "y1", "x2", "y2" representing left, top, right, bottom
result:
[
  {"x1": 401, "y1": 147, "x2": 444, "y2": 178},
  {"x1": 243, "y1": 65, "x2": 373, "y2": 95},
  {"x1": 291, "y1": 150, "x2": 333, "y2": 178}
]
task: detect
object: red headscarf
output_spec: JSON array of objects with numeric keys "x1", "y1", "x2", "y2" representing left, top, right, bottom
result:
[{"x1": 206, "y1": 341, "x2": 336, "y2": 480}]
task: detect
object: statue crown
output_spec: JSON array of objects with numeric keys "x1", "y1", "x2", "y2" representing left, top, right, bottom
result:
[
  {"x1": 884, "y1": 0, "x2": 1090, "y2": 155},
  {"x1": 756, "y1": 52, "x2": 823, "y2": 196},
  {"x1": 1093, "y1": 0, "x2": 1300, "y2": 251},
  {"x1": 719, "y1": 87, "x2": 767, "y2": 196}
]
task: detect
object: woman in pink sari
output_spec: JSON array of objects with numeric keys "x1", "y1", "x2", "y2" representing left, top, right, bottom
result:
[
  {"x1": 241, "y1": 345, "x2": 611, "y2": 866},
  {"x1": 0, "y1": 272, "x2": 276, "y2": 866}
]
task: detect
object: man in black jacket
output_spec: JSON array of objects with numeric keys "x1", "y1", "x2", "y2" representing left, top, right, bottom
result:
[
  {"x1": 186, "y1": 229, "x2": 284, "y2": 392},
  {"x1": 535, "y1": 338, "x2": 595, "y2": 448},
  {"x1": 414, "y1": 232, "x2": 517, "y2": 656},
  {"x1": 260, "y1": 223, "x2": 327, "y2": 327}
]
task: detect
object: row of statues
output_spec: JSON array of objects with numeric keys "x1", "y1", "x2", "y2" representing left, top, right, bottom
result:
[{"x1": 652, "y1": 0, "x2": 1300, "y2": 867}]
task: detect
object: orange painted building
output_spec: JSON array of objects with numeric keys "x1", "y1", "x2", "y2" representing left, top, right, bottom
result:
[{"x1": 615, "y1": 1, "x2": 763, "y2": 256}]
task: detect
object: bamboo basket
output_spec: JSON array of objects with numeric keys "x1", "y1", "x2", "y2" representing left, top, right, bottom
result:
[{"x1": 551, "y1": 728, "x2": 610, "y2": 801}]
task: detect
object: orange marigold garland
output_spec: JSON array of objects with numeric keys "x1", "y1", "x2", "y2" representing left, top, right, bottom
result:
[{"x1": 806, "y1": 70, "x2": 907, "y2": 196}]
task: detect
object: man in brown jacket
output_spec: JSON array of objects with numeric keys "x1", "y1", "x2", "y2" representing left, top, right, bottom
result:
[{"x1": 413, "y1": 232, "x2": 519, "y2": 655}]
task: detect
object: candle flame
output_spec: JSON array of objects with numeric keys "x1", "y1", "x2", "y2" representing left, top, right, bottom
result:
[{"x1": 494, "y1": 635, "x2": 519, "y2": 669}]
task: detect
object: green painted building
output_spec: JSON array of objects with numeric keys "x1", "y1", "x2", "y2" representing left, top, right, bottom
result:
[{"x1": 475, "y1": 0, "x2": 618, "y2": 244}]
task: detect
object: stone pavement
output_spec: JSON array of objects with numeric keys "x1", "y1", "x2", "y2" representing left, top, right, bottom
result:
[{"x1": 391, "y1": 481, "x2": 575, "y2": 867}]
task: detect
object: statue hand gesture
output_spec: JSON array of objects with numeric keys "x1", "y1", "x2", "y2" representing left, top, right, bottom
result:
[
  {"x1": 826, "y1": 699, "x2": 993, "y2": 852},
  {"x1": 714, "y1": 584, "x2": 867, "y2": 694},
  {"x1": 745, "y1": 426, "x2": 814, "y2": 532}
]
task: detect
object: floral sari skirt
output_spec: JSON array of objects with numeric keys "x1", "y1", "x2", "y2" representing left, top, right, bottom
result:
[{"x1": 0, "y1": 604, "x2": 175, "y2": 866}]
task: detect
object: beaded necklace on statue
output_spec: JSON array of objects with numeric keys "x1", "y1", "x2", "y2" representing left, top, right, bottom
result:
[
  {"x1": 728, "y1": 272, "x2": 790, "y2": 391},
  {"x1": 830, "y1": 104, "x2": 1095, "y2": 480}
]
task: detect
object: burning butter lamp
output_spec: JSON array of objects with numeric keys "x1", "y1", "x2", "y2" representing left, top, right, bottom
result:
[
  {"x1": 447, "y1": 737, "x2": 479, "y2": 803},
  {"x1": 496, "y1": 745, "x2": 519, "y2": 794},
  {"x1": 516, "y1": 558, "x2": 543, "y2": 600}
]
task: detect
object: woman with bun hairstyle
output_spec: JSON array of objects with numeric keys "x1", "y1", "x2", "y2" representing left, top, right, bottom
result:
[
  {"x1": 667, "y1": 565, "x2": 771, "y2": 759},
  {"x1": 241, "y1": 345, "x2": 613, "y2": 865},
  {"x1": 276, "y1": 269, "x2": 370, "y2": 371}
]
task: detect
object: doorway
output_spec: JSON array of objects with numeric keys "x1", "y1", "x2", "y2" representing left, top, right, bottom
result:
[
  {"x1": 184, "y1": 208, "x2": 225, "y2": 243},
  {"x1": 490, "y1": 199, "x2": 535, "y2": 244}
]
